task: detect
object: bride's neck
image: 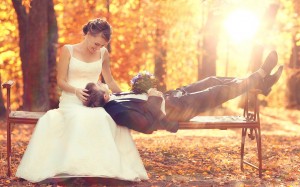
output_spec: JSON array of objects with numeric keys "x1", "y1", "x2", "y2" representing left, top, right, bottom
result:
[{"x1": 78, "y1": 41, "x2": 94, "y2": 55}]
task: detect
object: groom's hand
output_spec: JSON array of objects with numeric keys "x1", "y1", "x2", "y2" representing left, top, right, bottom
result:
[{"x1": 148, "y1": 88, "x2": 163, "y2": 97}]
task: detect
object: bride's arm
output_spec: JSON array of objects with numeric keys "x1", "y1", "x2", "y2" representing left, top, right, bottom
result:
[
  {"x1": 57, "y1": 45, "x2": 88, "y2": 101},
  {"x1": 101, "y1": 48, "x2": 122, "y2": 93}
]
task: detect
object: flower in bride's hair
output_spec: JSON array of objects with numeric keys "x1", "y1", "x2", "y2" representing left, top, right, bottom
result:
[{"x1": 131, "y1": 71, "x2": 158, "y2": 94}]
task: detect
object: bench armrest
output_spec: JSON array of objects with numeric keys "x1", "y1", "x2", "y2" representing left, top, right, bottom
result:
[
  {"x1": 2, "y1": 80, "x2": 15, "y2": 114},
  {"x1": 2, "y1": 80, "x2": 15, "y2": 88}
]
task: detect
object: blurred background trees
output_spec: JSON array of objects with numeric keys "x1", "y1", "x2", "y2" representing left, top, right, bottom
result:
[
  {"x1": 12, "y1": 0, "x2": 58, "y2": 111},
  {"x1": 1, "y1": 0, "x2": 300, "y2": 112}
]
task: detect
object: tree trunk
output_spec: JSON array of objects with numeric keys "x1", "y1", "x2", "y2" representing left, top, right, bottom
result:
[
  {"x1": 287, "y1": 70, "x2": 300, "y2": 108},
  {"x1": 154, "y1": 28, "x2": 167, "y2": 92},
  {"x1": 12, "y1": 0, "x2": 58, "y2": 111},
  {"x1": 199, "y1": 11, "x2": 221, "y2": 80},
  {"x1": 289, "y1": 36, "x2": 300, "y2": 69},
  {"x1": 248, "y1": 44, "x2": 264, "y2": 73},
  {"x1": 287, "y1": 35, "x2": 300, "y2": 108},
  {"x1": 47, "y1": 0, "x2": 59, "y2": 109}
]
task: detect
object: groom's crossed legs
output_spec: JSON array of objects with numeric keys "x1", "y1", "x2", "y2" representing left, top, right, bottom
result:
[{"x1": 164, "y1": 72, "x2": 261, "y2": 122}]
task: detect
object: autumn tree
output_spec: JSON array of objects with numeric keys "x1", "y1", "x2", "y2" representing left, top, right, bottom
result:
[
  {"x1": 152, "y1": 3, "x2": 168, "y2": 92},
  {"x1": 134, "y1": 0, "x2": 202, "y2": 91},
  {"x1": 199, "y1": 11, "x2": 222, "y2": 79},
  {"x1": 0, "y1": 75, "x2": 5, "y2": 117},
  {"x1": 12, "y1": 0, "x2": 58, "y2": 111}
]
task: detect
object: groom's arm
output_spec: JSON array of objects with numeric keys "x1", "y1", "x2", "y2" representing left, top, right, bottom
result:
[
  {"x1": 108, "y1": 96, "x2": 165, "y2": 134},
  {"x1": 114, "y1": 111, "x2": 156, "y2": 134},
  {"x1": 144, "y1": 96, "x2": 165, "y2": 120},
  {"x1": 144, "y1": 88, "x2": 166, "y2": 120}
]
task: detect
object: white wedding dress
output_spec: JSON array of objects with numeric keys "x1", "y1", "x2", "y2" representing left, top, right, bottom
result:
[{"x1": 16, "y1": 45, "x2": 148, "y2": 183}]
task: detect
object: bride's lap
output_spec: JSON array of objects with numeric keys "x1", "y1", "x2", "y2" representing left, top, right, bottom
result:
[{"x1": 59, "y1": 105, "x2": 117, "y2": 132}]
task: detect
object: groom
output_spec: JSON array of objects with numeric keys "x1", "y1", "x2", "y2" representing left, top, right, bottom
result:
[{"x1": 84, "y1": 51, "x2": 283, "y2": 134}]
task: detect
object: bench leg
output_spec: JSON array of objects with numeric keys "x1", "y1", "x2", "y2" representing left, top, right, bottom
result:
[
  {"x1": 240, "y1": 128, "x2": 247, "y2": 171},
  {"x1": 241, "y1": 127, "x2": 263, "y2": 178},
  {"x1": 7, "y1": 121, "x2": 12, "y2": 177},
  {"x1": 255, "y1": 128, "x2": 262, "y2": 178}
]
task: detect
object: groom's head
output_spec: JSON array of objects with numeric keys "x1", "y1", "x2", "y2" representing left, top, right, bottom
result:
[{"x1": 84, "y1": 82, "x2": 110, "y2": 107}]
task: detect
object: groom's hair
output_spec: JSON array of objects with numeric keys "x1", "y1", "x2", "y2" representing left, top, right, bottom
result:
[{"x1": 84, "y1": 83, "x2": 106, "y2": 107}]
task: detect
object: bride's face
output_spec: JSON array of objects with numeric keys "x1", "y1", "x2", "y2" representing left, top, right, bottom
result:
[{"x1": 86, "y1": 34, "x2": 108, "y2": 54}]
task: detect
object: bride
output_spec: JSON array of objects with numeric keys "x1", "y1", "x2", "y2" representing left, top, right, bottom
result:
[{"x1": 16, "y1": 18, "x2": 148, "y2": 183}]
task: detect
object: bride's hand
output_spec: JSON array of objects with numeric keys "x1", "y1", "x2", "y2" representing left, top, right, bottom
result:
[{"x1": 75, "y1": 88, "x2": 89, "y2": 102}]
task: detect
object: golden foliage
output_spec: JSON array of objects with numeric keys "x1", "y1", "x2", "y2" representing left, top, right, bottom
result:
[
  {"x1": 0, "y1": 0, "x2": 22, "y2": 110},
  {"x1": 1, "y1": 0, "x2": 298, "y2": 109}
]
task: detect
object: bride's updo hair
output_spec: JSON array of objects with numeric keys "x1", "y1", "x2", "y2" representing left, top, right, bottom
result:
[{"x1": 82, "y1": 18, "x2": 112, "y2": 42}]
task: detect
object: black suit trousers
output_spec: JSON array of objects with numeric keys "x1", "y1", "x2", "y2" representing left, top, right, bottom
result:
[{"x1": 164, "y1": 73, "x2": 261, "y2": 121}]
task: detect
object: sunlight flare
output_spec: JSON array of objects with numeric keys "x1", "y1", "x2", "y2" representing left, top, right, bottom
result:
[{"x1": 224, "y1": 9, "x2": 260, "y2": 43}]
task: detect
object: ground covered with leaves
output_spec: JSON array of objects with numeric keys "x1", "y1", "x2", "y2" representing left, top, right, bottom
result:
[{"x1": 0, "y1": 107, "x2": 300, "y2": 186}]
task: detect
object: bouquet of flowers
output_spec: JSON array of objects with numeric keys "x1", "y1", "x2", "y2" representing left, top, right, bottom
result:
[{"x1": 131, "y1": 71, "x2": 158, "y2": 94}]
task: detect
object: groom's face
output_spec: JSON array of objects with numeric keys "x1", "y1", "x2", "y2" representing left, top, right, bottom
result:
[{"x1": 95, "y1": 83, "x2": 110, "y2": 101}]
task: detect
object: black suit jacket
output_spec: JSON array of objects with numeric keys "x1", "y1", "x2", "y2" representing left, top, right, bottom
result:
[{"x1": 104, "y1": 96, "x2": 171, "y2": 134}]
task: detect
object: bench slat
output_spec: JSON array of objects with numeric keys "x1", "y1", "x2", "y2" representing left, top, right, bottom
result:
[
  {"x1": 178, "y1": 116, "x2": 258, "y2": 129},
  {"x1": 9, "y1": 111, "x2": 45, "y2": 124},
  {"x1": 8, "y1": 111, "x2": 258, "y2": 129}
]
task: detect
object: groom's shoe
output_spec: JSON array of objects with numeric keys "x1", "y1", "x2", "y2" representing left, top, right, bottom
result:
[
  {"x1": 260, "y1": 50, "x2": 278, "y2": 76},
  {"x1": 258, "y1": 65, "x2": 283, "y2": 96}
]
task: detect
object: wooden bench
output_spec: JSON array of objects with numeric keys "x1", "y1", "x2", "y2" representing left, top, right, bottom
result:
[{"x1": 2, "y1": 80, "x2": 263, "y2": 178}]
